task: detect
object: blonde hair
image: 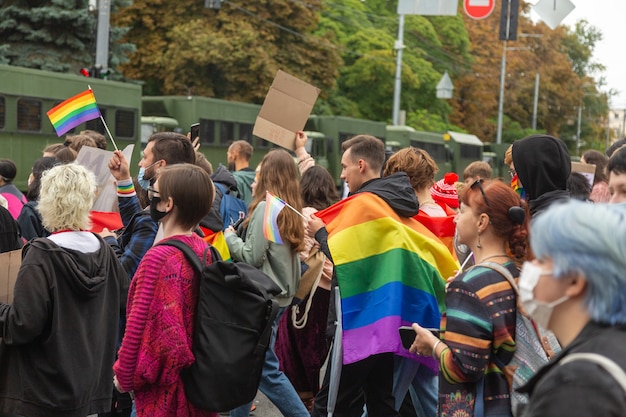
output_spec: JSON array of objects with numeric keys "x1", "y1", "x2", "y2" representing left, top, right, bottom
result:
[{"x1": 39, "y1": 164, "x2": 96, "y2": 232}]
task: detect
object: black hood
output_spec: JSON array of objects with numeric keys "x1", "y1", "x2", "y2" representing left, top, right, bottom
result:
[
  {"x1": 211, "y1": 163, "x2": 238, "y2": 192},
  {"x1": 512, "y1": 135, "x2": 571, "y2": 201},
  {"x1": 25, "y1": 236, "x2": 111, "y2": 298},
  {"x1": 355, "y1": 172, "x2": 419, "y2": 218}
]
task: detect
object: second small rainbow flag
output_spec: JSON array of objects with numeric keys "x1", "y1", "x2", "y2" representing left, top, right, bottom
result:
[
  {"x1": 263, "y1": 191, "x2": 286, "y2": 244},
  {"x1": 46, "y1": 89, "x2": 101, "y2": 136}
]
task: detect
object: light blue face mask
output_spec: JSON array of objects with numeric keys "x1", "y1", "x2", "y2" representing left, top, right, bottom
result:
[
  {"x1": 137, "y1": 167, "x2": 151, "y2": 190},
  {"x1": 137, "y1": 160, "x2": 161, "y2": 190}
]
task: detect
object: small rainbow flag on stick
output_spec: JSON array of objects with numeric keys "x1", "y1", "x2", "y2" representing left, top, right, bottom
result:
[
  {"x1": 264, "y1": 191, "x2": 287, "y2": 244},
  {"x1": 47, "y1": 89, "x2": 100, "y2": 137}
]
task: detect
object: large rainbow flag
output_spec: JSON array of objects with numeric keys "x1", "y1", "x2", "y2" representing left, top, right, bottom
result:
[
  {"x1": 315, "y1": 192, "x2": 458, "y2": 368},
  {"x1": 46, "y1": 89, "x2": 100, "y2": 136}
]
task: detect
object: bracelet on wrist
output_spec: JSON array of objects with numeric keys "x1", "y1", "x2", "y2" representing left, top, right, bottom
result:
[{"x1": 432, "y1": 340, "x2": 443, "y2": 360}]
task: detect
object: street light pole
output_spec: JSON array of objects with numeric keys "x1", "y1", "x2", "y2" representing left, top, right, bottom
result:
[
  {"x1": 576, "y1": 104, "x2": 582, "y2": 156},
  {"x1": 532, "y1": 73, "x2": 539, "y2": 130},
  {"x1": 496, "y1": 41, "x2": 507, "y2": 144},
  {"x1": 95, "y1": 0, "x2": 110, "y2": 79},
  {"x1": 392, "y1": 13, "x2": 406, "y2": 126}
]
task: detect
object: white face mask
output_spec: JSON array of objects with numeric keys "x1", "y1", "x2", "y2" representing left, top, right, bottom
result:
[{"x1": 518, "y1": 261, "x2": 569, "y2": 330}]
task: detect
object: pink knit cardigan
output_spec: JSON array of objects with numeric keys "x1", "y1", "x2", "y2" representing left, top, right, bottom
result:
[{"x1": 113, "y1": 234, "x2": 217, "y2": 417}]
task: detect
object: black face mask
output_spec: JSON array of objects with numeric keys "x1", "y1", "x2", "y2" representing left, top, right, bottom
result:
[{"x1": 149, "y1": 196, "x2": 168, "y2": 223}]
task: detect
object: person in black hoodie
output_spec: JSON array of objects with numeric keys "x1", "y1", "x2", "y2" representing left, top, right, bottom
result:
[
  {"x1": 511, "y1": 134, "x2": 571, "y2": 217},
  {"x1": 0, "y1": 163, "x2": 128, "y2": 417}
]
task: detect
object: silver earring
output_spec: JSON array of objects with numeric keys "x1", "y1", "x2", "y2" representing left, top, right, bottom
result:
[{"x1": 477, "y1": 233, "x2": 482, "y2": 249}]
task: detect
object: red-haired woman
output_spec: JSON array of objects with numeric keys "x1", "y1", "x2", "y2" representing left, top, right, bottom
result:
[{"x1": 410, "y1": 180, "x2": 529, "y2": 417}]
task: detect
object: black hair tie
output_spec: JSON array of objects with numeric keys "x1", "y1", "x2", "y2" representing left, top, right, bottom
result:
[{"x1": 508, "y1": 206, "x2": 526, "y2": 225}]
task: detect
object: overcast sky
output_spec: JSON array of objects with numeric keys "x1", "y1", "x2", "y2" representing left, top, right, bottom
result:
[{"x1": 528, "y1": 0, "x2": 626, "y2": 109}]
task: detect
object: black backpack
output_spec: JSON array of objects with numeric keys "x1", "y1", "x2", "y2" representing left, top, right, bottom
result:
[{"x1": 158, "y1": 239, "x2": 281, "y2": 412}]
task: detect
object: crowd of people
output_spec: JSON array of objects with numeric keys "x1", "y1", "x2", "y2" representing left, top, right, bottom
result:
[{"x1": 1, "y1": 128, "x2": 626, "y2": 417}]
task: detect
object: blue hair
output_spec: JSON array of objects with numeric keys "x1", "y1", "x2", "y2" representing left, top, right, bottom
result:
[{"x1": 530, "y1": 201, "x2": 626, "y2": 325}]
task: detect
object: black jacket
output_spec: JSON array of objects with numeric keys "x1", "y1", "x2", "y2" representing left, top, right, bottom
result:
[
  {"x1": 16, "y1": 201, "x2": 49, "y2": 241},
  {"x1": 0, "y1": 235, "x2": 129, "y2": 417},
  {"x1": 316, "y1": 172, "x2": 419, "y2": 338},
  {"x1": 519, "y1": 321, "x2": 626, "y2": 417},
  {"x1": 0, "y1": 205, "x2": 22, "y2": 253}
]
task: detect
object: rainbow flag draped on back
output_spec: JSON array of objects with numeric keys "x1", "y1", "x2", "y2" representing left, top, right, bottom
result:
[
  {"x1": 315, "y1": 192, "x2": 458, "y2": 368},
  {"x1": 46, "y1": 89, "x2": 100, "y2": 136}
]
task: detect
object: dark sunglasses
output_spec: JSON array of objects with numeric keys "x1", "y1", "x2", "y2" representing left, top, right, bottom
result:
[{"x1": 470, "y1": 178, "x2": 490, "y2": 208}]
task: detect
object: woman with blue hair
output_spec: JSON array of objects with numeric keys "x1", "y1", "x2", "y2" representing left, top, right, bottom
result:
[{"x1": 518, "y1": 200, "x2": 626, "y2": 416}]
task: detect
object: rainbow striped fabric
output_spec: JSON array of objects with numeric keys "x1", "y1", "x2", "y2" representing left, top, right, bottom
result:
[
  {"x1": 315, "y1": 192, "x2": 458, "y2": 368},
  {"x1": 46, "y1": 89, "x2": 100, "y2": 136},
  {"x1": 199, "y1": 227, "x2": 232, "y2": 262},
  {"x1": 263, "y1": 191, "x2": 286, "y2": 244}
]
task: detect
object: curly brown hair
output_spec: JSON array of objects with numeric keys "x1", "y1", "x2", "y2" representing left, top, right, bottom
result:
[{"x1": 383, "y1": 147, "x2": 438, "y2": 192}]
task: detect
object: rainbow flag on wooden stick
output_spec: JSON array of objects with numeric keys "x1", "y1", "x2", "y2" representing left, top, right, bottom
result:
[
  {"x1": 264, "y1": 191, "x2": 286, "y2": 244},
  {"x1": 46, "y1": 89, "x2": 100, "y2": 136},
  {"x1": 315, "y1": 192, "x2": 458, "y2": 369}
]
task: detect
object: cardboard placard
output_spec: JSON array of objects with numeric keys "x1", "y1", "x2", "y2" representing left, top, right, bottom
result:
[
  {"x1": 253, "y1": 70, "x2": 320, "y2": 150},
  {"x1": 0, "y1": 249, "x2": 22, "y2": 304},
  {"x1": 571, "y1": 161, "x2": 596, "y2": 188}
]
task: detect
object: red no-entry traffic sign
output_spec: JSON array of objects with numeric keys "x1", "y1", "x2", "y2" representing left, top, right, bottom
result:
[{"x1": 464, "y1": 0, "x2": 495, "y2": 20}]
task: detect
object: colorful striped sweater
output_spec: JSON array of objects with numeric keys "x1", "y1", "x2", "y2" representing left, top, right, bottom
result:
[{"x1": 438, "y1": 263, "x2": 517, "y2": 417}]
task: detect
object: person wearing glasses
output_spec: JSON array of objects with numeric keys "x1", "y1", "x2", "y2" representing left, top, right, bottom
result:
[
  {"x1": 103, "y1": 132, "x2": 196, "y2": 279},
  {"x1": 511, "y1": 135, "x2": 571, "y2": 217},
  {"x1": 113, "y1": 163, "x2": 217, "y2": 417},
  {"x1": 409, "y1": 179, "x2": 528, "y2": 417},
  {"x1": 517, "y1": 201, "x2": 626, "y2": 416}
]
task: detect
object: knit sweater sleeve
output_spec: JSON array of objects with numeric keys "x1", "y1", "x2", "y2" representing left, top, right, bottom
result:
[
  {"x1": 114, "y1": 240, "x2": 200, "y2": 392},
  {"x1": 113, "y1": 247, "x2": 161, "y2": 391}
]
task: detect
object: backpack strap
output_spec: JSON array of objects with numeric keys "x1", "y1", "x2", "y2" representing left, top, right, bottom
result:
[
  {"x1": 157, "y1": 239, "x2": 219, "y2": 273},
  {"x1": 474, "y1": 261, "x2": 556, "y2": 365},
  {"x1": 561, "y1": 353, "x2": 626, "y2": 394},
  {"x1": 478, "y1": 261, "x2": 518, "y2": 294}
]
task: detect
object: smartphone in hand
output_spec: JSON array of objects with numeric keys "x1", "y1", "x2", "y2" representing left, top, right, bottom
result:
[
  {"x1": 398, "y1": 326, "x2": 440, "y2": 350},
  {"x1": 190, "y1": 122, "x2": 200, "y2": 141}
]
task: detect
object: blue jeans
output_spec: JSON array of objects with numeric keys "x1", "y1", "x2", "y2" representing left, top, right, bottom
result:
[
  {"x1": 392, "y1": 356, "x2": 438, "y2": 417},
  {"x1": 230, "y1": 307, "x2": 310, "y2": 417},
  {"x1": 361, "y1": 355, "x2": 438, "y2": 417}
]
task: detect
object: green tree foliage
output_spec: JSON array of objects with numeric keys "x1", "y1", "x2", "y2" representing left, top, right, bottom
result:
[
  {"x1": 316, "y1": 0, "x2": 471, "y2": 125},
  {"x1": 0, "y1": 0, "x2": 133, "y2": 76},
  {"x1": 114, "y1": 0, "x2": 341, "y2": 101},
  {"x1": 451, "y1": 2, "x2": 608, "y2": 146}
]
